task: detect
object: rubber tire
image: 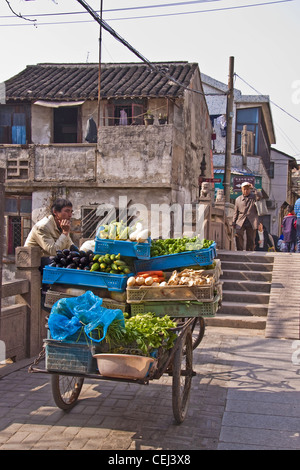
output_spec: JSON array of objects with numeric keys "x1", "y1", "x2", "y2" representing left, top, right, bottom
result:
[
  {"x1": 191, "y1": 316, "x2": 205, "y2": 350},
  {"x1": 172, "y1": 328, "x2": 193, "y2": 424},
  {"x1": 51, "y1": 374, "x2": 84, "y2": 411}
]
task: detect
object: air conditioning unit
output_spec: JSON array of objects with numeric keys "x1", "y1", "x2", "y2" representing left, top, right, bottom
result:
[{"x1": 266, "y1": 200, "x2": 276, "y2": 210}]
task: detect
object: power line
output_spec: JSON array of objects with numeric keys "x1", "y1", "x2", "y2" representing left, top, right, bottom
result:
[
  {"x1": 0, "y1": 0, "x2": 294, "y2": 26},
  {"x1": 235, "y1": 73, "x2": 300, "y2": 125},
  {"x1": 0, "y1": 0, "x2": 222, "y2": 18}
]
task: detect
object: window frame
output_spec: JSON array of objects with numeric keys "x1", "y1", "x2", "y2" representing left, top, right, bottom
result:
[
  {"x1": 5, "y1": 195, "x2": 32, "y2": 255},
  {"x1": 0, "y1": 103, "x2": 31, "y2": 144},
  {"x1": 104, "y1": 99, "x2": 145, "y2": 126}
]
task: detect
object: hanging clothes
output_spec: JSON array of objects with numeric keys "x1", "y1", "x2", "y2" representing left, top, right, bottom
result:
[
  {"x1": 119, "y1": 109, "x2": 128, "y2": 126},
  {"x1": 85, "y1": 117, "x2": 97, "y2": 143}
]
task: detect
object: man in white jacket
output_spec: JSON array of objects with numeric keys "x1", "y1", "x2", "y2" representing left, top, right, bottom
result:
[{"x1": 25, "y1": 198, "x2": 74, "y2": 257}]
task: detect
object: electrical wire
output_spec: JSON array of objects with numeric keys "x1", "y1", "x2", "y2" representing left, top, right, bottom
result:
[
  {"x1": 0, "y1": 0, "x2": 294, "y2": 26},
  {"x1": 0, "y1": 0, "x2": 223, "y2": 18},
  {"x1": 235, "y1": 73, "x2": 300, "y2": 125}
]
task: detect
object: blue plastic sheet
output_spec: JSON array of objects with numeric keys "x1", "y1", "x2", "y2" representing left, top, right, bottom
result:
[{"x1": 48, "y1": 291, "x2": 125, "y2": 343}]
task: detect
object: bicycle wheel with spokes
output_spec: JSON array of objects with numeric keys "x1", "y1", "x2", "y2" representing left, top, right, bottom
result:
[
  {"x1": 172, "y1": 328, "x2": 193, "y2": 424},
  {"x1": 51, "y1": 374, "x2": 84, "y2": 411}
]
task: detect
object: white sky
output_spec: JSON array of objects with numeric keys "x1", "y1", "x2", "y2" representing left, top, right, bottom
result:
[{"x1": 1, "y1": 0, "x2": 300, "y2": 160}]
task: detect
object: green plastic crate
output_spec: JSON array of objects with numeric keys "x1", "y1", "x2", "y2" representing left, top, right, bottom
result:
[{"x1": 130, "y1": 295, "x2": 220, "y2": 318}]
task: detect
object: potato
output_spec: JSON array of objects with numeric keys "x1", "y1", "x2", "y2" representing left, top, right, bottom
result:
[
  {"x1": 135, "y1": 276, "x2": 145, "y2": 285},
  {"x1": 145, "y1": 276, "x2": 154, "y2": 286},
  {"x1": 127, "y1": 276, "x2": 136, "y2": 287}
]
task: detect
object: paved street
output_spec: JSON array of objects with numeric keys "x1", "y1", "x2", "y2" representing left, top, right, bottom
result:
[{"x1": 1, "y1": 326, "x2": 300, "y2": 451}]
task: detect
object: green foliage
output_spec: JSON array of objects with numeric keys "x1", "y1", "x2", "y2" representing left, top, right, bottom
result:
[{"x1": 150, "y1": 237, "x2": 214, "y2": 257}]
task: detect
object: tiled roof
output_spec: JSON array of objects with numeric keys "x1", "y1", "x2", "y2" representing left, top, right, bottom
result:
[{"x1": 4, "y1": 62, "x2": 199, "y2": 102}]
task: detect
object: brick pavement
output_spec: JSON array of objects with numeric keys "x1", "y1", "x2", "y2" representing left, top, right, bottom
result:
[{"x1": 0, "y1": 326, "x2": 300, "y2": 450}]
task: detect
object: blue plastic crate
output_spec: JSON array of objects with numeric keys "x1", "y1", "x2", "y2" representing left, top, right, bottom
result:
[
  {"x1": 134, "y1": 242, "x2": 217, "y2": 272},
  {"x1": 42, "y1": 266, "x2": 132, "y2": 292},
  {"x1": 45, "y1": 339, "x2": 98, "y2": 374},
  {"x1": 94, "y1": 237, "x2": 151, "y2": 259}
]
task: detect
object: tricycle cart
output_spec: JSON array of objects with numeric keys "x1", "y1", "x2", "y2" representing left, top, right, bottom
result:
[
  {"x1": 32, "y1": 238, "x2": 220, "y2": 424},
  {"x1": 29, "y1": 314, "x2": 204, "y2": 424}
]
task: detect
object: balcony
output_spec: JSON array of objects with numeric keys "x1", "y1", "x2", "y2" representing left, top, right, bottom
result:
[{"x1": 0, "y1": 123, "x2": 179, "y2": 189}]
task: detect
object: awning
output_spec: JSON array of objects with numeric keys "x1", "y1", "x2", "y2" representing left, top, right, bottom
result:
[{"x1": 33, "y1": 100, "x2": 85, "y2": 108}]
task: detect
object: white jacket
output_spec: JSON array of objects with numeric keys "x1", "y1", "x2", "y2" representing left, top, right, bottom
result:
[{"x1": 24, "y1": 215, "x2": 73, "y2": 256}]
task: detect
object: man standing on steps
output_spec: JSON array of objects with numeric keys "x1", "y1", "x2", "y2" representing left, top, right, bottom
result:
[{"x1": 232, "y1": 182, "x2": 262, "y2": 251}]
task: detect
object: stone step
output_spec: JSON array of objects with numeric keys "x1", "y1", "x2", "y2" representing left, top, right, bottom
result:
[
  {"x1": 205, "y1": 314, "x2": 266, "y2": 330},
  {"x1": 220, "y1": 260, "x2": 273, "y2": 272},
  {"x1": 222, "y1": 290, "x2": 270, "y2": 305},
  {"x1": 218, "y1": 300, "x2": 269, "y2": 316},
  {"x1": 221, "y1": 270, "x2": 272, "y2": 282},
  {"x1": 217, "y1": 252, "x2": 274, "y2": 264},
  {"x1": 222, "y1": 278, "x2": 271, "y2": 293}
]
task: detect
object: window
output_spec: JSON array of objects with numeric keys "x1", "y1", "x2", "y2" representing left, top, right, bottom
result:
[
  {"x1": 104, "y1": 100, "x2": 145, "y2": 126},
  {"x1": 0, "y1": 104, "x2": 30, "y2": 144},
  {"x1": 81, "y1": 207, "x2": 103, "y2": 239},
  {"x1": 53, "y1": 107, "x2": 79, "y2": 143},
  {"x1": 5, "y1": 196, "x2": 32, "y2": 255},
  {"x1": 235, "y1": 108, "x2": 259, "y2": 155}
]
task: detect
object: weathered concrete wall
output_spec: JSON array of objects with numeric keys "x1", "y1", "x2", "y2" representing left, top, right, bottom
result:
[
  {"x1": 97, "y1": 125, "x2": 174, "y2": 185},
  {"x1": 183, "y1": 69, "x2": 213, "y2": 202},
  {"x1": 34, "y1": 144, "x2": 96, "y2": 182}
]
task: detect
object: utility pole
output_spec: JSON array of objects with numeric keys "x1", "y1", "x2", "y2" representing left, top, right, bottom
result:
[
  {"x1": 224, "y1": 56, "x2": 234, "y2": 203},
  {"x1": 97, "y1": 0, "x2": 103, "y2": 128}
]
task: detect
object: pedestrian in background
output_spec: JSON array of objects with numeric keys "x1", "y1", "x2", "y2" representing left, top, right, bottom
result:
[
  {"x1": 232, "y1": 182, "x2": 262, "y2": 251},
  {"x1": 294, "y1": 197, "x2": 300, "y2": 252},
  {"x1": 255, "y1": 222, "x2": 275, "y2": 251},
  {"x1": 281, "y1": 204, "x2": 297, "y2": 253}
]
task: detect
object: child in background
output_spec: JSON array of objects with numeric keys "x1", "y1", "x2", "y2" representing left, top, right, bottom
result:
[{"x1": 281, "y1": 205, "x2": 297, "y2": 252}]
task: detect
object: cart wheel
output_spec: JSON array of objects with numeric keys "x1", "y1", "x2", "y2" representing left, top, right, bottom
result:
[
  {"x1": 191, "y1": 316, "x2": 205, "y2": 350},
  {"x1": 51, "y1": 374, "x2": 84, "y2": 411},
  {"x1": 172, "y1": 328, "x2": 193, "y2": 424}
]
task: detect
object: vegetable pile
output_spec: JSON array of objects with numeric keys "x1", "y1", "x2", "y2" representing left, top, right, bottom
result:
[
  {"x1": 91, "y1": 253, "x2": 131, "y2": 274},
  {"x1": 97, "y1": 221, "x2": 149, "y2": 243},
  {"x1": 106, "y1": 313, "x2": 177, "y2": 356},
  {"x1": 127, "y1": 268, "x2": 213, "y2": 287},
  {"x1": 150, "y1": 237, "x2": 214, "y2": 257},
  {"x1": 49, "y1": 248, "x2": 94, "y2": 270},
  {"x1": 127, "y1": 270, "x2": 165, "y2": 287},
  {"x1": 123, "y1": 313, "x2": 177, "y2": 355}
]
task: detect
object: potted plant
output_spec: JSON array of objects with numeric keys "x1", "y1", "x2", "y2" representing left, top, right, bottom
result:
[
  {"x1": 158, "y1": 113, "x2": 167, "y2": 125},
  {"x1": 144, "y1": 110, "x2": 154, "y2": 126}
]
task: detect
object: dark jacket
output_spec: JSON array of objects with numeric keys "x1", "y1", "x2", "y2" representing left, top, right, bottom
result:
[
  {"x1": 255, "y1": 228, "x2": 274, "y2": 251},
  {"x1": 281, "y1": 214, "x2": 297, "y2": 242}
]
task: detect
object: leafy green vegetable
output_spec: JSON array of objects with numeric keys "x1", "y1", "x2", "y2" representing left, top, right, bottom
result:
[
  {"x1": 150, "y1": 237, "x2": 214, "y2": 257},
  {"x1": 122, "y1": 313, "x2": 177, "y2": 356},
  {"x1": 92, "y1": 312, "x2": 177, "y2": 357}
]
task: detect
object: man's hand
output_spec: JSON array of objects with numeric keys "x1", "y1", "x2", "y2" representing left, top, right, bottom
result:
[{"x1": 59, "y1": 219, "x2": 71, "y2": 236}]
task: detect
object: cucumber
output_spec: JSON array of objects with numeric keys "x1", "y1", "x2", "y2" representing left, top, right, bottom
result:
[
  {"x1": 90, "y1": 262, "x2": 100, "y2": 272},
  {"x1": 115, "y1": 259, "x2": 126, "y2": 266}
]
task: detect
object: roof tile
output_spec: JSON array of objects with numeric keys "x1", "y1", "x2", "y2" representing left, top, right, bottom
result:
[{"x1": 4, "y1": 62, "x2": 198, "y2": 102}]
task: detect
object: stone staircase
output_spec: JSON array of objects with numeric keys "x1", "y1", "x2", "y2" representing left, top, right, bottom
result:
[{"x1": 206, "y1": 250, "x2": 275, "y2": 330}]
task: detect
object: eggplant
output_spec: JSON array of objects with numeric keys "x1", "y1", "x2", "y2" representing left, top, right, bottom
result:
[
  {"x1": 70, "y1": 251, "x2": 80, "y2": 257},
  {"x1": 66, "y1": 263, "x2": 76, "y2": 269}
]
